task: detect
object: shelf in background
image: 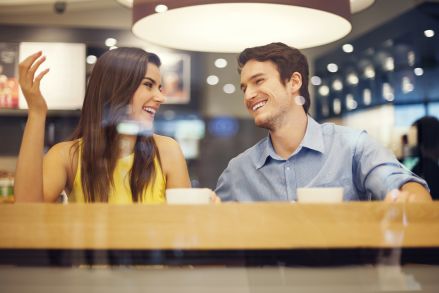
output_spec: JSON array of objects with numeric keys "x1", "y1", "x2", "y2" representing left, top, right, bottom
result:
[{"x1": 0, "y1": 108, "x2": 81, "y2": 117}]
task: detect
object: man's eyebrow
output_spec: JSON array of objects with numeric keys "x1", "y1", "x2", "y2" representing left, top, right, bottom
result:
[{"x1": 240, "y1": 73, "x2": 264, "y2": 90}]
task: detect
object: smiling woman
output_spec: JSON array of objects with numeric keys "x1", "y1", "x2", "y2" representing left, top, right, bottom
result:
[{"x1": 14, "y1": 47, "x2": 192, "y2": 203}]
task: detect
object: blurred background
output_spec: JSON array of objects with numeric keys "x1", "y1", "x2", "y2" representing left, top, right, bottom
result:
[{"x1": 0, "y1": 0, "x2": 438, "y2": 194}]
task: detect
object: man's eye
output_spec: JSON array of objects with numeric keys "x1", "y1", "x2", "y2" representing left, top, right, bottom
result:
[
  {"x1": 255, "y1": 79, "x2": 264, "y2": 84},
  {"x1": 241, "y1": 87, "x2": 247, "y2": 93}
]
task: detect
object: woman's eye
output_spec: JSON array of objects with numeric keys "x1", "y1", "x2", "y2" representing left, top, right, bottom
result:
[{"x1": 144, "y1": 82, "x2": 153, "y2": 88}]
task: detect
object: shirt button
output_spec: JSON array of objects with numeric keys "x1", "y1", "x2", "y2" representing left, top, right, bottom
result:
[{"x1": 286, "y1": 167, "x2": 290, "y2": 170}]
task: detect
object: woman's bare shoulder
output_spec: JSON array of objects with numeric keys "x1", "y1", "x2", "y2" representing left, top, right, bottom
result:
[
  {"x1": 47, "y1": 140, "x2": 79, "y2": 157},
  {"x1": 45, "y1": 140, "x2": 81, "y2": 189},
  {"x1": 153, "y1": 134, "x2": 179, "y2": 150},
  {"x1": 45, "y1": 140, "x2": 81, "y2": 170},
  {"x1": 152, "y1": 135, "x2": 189, "y2": 185},
  {"x1": 153, "y1": 134, "x2": 184, "y2": 164}
]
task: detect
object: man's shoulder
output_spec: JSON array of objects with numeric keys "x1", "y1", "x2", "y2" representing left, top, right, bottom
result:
[
  {"x1": 228, "y1": 137, "x2": 268, "y2": 166},
  {"x1": 319, "y1": 121, "x2": 364, "y2": 143}
]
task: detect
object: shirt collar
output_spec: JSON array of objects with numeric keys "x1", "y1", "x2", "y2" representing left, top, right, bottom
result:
[
  {"x1": 254, "y1": 115, "x2": 325, "y2": 169},
  {"x1": 301, "y1": 116, "x2": 325, "y2": 154},
  {"x1": 255, "y1": 138, "x2": 273, "y2": 169}
]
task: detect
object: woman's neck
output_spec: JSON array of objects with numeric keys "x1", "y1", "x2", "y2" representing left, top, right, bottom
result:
[{"x1": 118, "y1": 134, "x2": 137, "y2": 158}]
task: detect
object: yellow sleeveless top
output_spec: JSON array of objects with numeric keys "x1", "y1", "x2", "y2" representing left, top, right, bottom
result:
[{"x1": 69, "y1": 145, "x2": 166, "y2": 204}]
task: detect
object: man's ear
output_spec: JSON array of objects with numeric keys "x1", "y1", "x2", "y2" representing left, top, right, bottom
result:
[{"x1": 288, "y1": 72, "x2": 302, "y2": 95}]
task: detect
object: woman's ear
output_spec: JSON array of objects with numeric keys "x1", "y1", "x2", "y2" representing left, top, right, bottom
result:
[{"x1": 289, "y1": 72, "x2": 303, "y2": 95}]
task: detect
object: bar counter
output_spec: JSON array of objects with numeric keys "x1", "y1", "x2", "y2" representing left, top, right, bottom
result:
[
  {"x1": 1, "y1": 202, "x2": 439, "y2": 249},
  {"x1": 1, "y1": 202, "x2": 439, "y2": 250},
  {"x1": 1, "y1": 202, "x2": 439, "y2": 292},
  {"x1": 0, "y1": 202, "x2": 439, "y2": 264}
]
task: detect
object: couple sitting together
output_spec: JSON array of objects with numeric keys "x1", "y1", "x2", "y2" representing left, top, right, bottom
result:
[{"x1": 14, "y1": 43, "x2": 432, "y2": 204}]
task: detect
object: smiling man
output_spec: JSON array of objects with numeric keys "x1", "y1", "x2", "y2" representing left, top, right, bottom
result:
[{"x1": 215, "y1": 42, "x2": 432, "y2": 202}]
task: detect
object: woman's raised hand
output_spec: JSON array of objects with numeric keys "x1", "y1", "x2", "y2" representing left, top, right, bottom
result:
[{"x1": 18, "y1": 51, "x2": 50, "y2": 114}]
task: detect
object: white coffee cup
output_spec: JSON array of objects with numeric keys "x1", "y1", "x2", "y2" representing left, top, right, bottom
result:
[
  {"x1": 166, "y1": 188, "x2": 212, "y2": 204},
  {"x1": 297, "y1": 187, "x2": 344, "y2": 203}
]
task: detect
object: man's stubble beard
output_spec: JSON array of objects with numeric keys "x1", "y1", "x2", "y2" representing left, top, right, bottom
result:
[{"x1": 254, "y1": 108, "x2": 289, "y2": 132}]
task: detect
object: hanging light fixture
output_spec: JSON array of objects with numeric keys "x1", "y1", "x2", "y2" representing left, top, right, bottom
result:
[
  {"x1": 350, "y1": 0, "x2": 375, "y2": 13},
  {"x1": 129, "y1": 0, "x2": 352, "y2": 52}
]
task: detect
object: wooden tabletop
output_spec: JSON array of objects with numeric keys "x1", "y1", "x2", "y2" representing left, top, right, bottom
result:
[{"x1": 0, "y1": 202, "x2": 438, "y2": 250}]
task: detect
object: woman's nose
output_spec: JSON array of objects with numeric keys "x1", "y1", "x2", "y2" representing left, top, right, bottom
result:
[{"x1": 155, "y1": 90, "x2": 166, "y2": 103}]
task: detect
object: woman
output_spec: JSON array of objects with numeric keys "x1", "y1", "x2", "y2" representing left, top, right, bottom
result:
[{"x1": 14, "y1": 47, "x2": 191, "y2": 203}]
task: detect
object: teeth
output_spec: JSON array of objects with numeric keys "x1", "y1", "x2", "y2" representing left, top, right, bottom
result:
[
  {"x1": 143, "y1": 107, "x2": 156, "y2": 114},
  {"x1": 252, "y1": 101, "x2": 266, "y2": 111}
]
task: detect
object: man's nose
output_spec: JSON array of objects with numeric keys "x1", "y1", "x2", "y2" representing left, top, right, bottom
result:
[{"x1": 244, "y1": 86, "x2": 257, "y2": 101}]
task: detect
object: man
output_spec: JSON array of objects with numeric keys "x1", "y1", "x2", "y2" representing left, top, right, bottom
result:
[{"x1": 215, "y1": 42, "x2": 431, "y2": 202}]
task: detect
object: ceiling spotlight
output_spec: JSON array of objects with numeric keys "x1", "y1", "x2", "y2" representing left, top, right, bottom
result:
[
  {"x1": 206, "y1": 75, "x2": 219, "y2": 85},
  {"x1": 311, "y1": 76, "x2": 322, "y2": 86},
  {"x1": 318, "y1": 85, "x2": 330, "y2": 96},
  {"x1": 86, "y1": 55, "x2": 97, "y2": 65},
  {"x1": 155, "y1": 4, "x2": 168, "y2": 13},
  {"x1": 414, "y1": 67, "x2": 424, "y2": 76},
  {"x1": 105, "y1": 38, "x2": 117, "y2": 47},
  {"x1": 332, "y1": 79, "x2": 343, "y2": 91},
  {"x1": 327, "y1": 63, "x2": 338, "y2": 73},
  {"x1": 342, "y1": 44, "x2": 354, "y2": 53},
  {"x1": 347, "y1": 73, "x2": 359, "y2": 85},
  {"x1": 424, "y1": 29, "x2": 435, "y2": 38},
  {"x1": 214, "y1": 58, "x2": 228, "y2": 68},
  {"x1": 350, "y1": 0, "x2": 375, "y2": 13},
  {"x1": 364, "y1": 65, "x2": 375, "y2": 79},
  {"x1": 223, "y1": 84, "x2": 236, "y2": 94},
  {"x1": 384, "y1": 57, "x2": 394, "y2": 71}
]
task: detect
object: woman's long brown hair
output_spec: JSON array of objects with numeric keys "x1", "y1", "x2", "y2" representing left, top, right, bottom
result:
[{"x1": 71, "y1": 47, "x2": 162, "y2": 202}]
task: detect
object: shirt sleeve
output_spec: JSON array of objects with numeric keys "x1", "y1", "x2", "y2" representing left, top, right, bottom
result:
[
  {"x1": 215, "y1": 164, "x2": 236, "y2": 202},
  {"x1": 352, "y1": 131, "x2": 429, "y2": 200}
]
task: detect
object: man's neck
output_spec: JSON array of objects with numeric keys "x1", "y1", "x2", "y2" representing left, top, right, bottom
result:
[{"x1": 269, "y1": 110, "x2": 308, "y2": 159}]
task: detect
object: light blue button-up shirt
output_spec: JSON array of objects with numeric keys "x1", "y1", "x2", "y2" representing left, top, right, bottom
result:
[{"x1": 215, "y1": 116, "x2": 428, "y2": 201}]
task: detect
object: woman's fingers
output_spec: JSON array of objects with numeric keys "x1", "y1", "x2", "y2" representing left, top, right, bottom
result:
[
  {"x1": 17, "y1": 51, "x2": 49, "y2": 112},
  {"x1": 19, "y1": 52, "x2": 46, "y2": 93},
  {"x1": 28, "y1": 55, "x2": 46, "y2": 80},
  {"x1": 19, "y1": 51, "x2": 42, "y2": 78},
  {"x1": 34, "y1": 68, "x2": 50, "y2": 88}
]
